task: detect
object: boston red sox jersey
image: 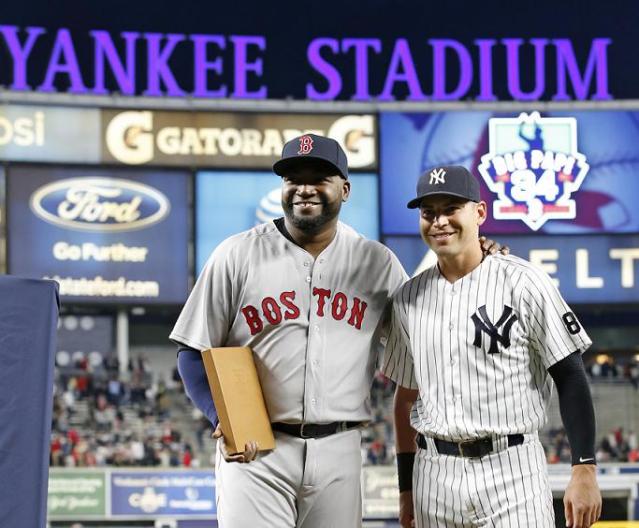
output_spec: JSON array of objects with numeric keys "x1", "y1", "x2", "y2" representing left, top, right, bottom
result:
[
  {"x1": 382, "y1": 253, "x2": 591, "y2": 441},
  {"x1": 171, "y1": 220, "x2": 407, "y2": 424}
]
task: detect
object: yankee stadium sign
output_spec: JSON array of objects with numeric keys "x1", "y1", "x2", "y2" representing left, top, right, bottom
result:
[{"x1": 0, "y1": 25, "x2": 612, "y2": 101}]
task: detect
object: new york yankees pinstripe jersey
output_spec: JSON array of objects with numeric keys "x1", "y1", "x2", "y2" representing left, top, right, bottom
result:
[
  {"x1": 382, "y1": 253, "x2": 591, "y2": 441},
  {"x1": 171, "y1": 220, "x2": 408, "y2": 424}
]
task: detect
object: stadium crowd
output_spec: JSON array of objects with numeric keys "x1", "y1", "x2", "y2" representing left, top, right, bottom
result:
[
  {"x1": 584, "y1": 355, "x2": 639, "y2": 388},
  {"x1": 49, "y1": 354, "x2": 203, "y2": 468},
  {"x1": 50, "y1": 354, "x2": 639, "y2": 467}
]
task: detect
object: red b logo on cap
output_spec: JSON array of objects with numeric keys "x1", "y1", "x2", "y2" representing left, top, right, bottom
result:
[{"x1": 298, "y1": 135, "x2": 314, "y2": 154}]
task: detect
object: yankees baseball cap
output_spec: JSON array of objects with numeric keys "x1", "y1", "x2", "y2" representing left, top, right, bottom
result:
[
  {"x1": 273, "y1": 133, "x2": 349, "y2": 179},
  {"x1": 407, "y1": 165, "x2": 481, "y2": 209}
]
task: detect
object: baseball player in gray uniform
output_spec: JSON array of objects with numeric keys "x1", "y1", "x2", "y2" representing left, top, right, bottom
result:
[
  {"x1": 170, "y1": 134, "x2": 408, "y2": 528},
  {"x1": 382, "y1": 166, "x2": 601, "y2": 528}
]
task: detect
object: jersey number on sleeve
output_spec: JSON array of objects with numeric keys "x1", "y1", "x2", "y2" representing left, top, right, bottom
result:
[{"x1": 562, "y1": 312, "x2": 581, "y2": 335}]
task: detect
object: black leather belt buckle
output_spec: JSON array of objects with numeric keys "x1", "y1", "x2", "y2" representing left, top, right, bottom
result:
[
  {"x1": 458, "y1": 438, "x2": 492, "y2": 458},
  {"x1": 300, "y1": 423, "x2": 326, "y2": 439}
]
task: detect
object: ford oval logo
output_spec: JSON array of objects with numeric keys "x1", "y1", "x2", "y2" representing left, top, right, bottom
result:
[{"x1": 30, "y1": 177, "x2": 170, "y2": 232}]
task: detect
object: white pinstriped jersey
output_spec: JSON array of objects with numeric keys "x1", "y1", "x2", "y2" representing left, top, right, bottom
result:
[
  {"x1": 382, "y1": 253, "x2": 591, "y2": 441},
  {"x1": 171, "y1": 220, "x2": 408, "y2": 424}
]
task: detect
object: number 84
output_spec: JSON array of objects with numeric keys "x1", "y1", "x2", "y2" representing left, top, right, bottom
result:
[{"x1": 510, "y1": 169, "x2": 560, "y2": 203}]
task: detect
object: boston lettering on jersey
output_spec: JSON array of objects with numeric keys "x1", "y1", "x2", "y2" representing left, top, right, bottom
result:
[{"x1": 240, "y1": 288, "x2": 368, "y2": 335}]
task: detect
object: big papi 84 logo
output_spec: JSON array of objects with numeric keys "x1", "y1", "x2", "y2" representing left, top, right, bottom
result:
[{"x1": 478, "y1": 112, "x2": 589, "y2": 231}]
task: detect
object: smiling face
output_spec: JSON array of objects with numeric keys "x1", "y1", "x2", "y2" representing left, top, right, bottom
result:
[
  {"x1": 280, "y1": 162, "x2": 350, "y2": 234},
  {"x1": 419, "y1": 194, "x2": 487, "y2": 258}
]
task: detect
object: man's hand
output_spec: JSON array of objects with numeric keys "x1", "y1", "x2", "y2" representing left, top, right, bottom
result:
[
  {"x1": 479, "y1": 236, "x2": 509, "y2": 256},
  {"x1": 563, "y1": 464, "x2": 601, "y2": 528},
  {"x1": 399, "y1": 490, "x2": 415, "y2": 528},
  {"x1": 212, "y1": 424, "x2": 259, "y2": 463}
]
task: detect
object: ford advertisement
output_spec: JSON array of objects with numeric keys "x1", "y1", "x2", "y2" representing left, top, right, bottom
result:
[{"x1": 7, "y1": 166, "x2": 190, "y2": 304}]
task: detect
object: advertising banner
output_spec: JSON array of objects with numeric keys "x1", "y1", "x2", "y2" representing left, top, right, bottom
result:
[
  {"x1": 110, "y1": 471, "x2": 216, "y2": 517},
  {"x1": 7, "y1": 166, "x2": 190, "y2": 304},
  {"x1": 47, "y1": 471, "x2": 107, "y2": 518},
  {"x1": 384, "y1": 234, "x2": 639, "y2": 304},
  {"x1": 195, "y1": 171, "x2": 379, "y2": 273},
  {"x1": 380, "y1": 111, "x2": 639, "y2": 236},
  {"x1": 362, "y1": 466, "x2": 399, "y2": 519},
  {"x1": 102, "y1": 110, "x2": 376, "y2": 169},
  {"x1": 0, "y1": 104, "x2": 100, "y2": 163}
]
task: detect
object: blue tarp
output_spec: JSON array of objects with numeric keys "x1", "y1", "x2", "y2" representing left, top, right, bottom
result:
[{"x1": 0, "y1": 276, "x2": 59, "y2": 528}]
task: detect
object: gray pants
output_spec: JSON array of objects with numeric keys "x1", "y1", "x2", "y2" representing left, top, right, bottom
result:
[{"x1": 215, "y1": 428, "x2": 363, "y2": 528}]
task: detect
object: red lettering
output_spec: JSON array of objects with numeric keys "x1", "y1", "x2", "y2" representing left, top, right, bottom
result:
[
  {"x1": 241, "y1": 305, "x2": 263, "y2": 335},
  {"x1": 262, "y1": 297, "x2": 283, "y2": 325},
  {"x1": 347, "y1": 297, "x2": 368, "y2": 330},
  {"x1": 331, "y1": 292, "x2": 348, "y2": 320},
  {"x1": 280, "y1": 291, "x2": 300, "y2": 320},
  {"x1": 313, "y1": 287, "x2": 331, "y2": 317}
]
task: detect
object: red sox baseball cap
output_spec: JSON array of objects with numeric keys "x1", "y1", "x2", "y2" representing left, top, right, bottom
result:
[
  {"x1": 273, "y1": 133, "x2": 349, "y2": 179},
  {"x1": 407, "y1": 165, "x2": 481, "y2": 209}
]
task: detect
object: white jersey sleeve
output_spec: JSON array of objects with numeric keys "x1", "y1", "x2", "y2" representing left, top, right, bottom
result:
[
  {"x1": 170, "y1": 238, "x2": 236, "y2": 351},
  {"x1": 381, "y1": 290, "x2": 418, "y2": 389},
  {"x1": 521, "y1": 265, "x2": 592, "y2": 369}
]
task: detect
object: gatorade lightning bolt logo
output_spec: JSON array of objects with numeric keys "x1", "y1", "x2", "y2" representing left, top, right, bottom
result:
[{"x1": 298, "y1": 135, "x2": 314, "y2": 154}]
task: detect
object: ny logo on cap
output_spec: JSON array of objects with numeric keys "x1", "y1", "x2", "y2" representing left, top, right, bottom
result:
[
  {"x1": 429, "y1": 168, "x2": 446, "y2": 185},
  {"x1": 298, "y1": 135, "x2": 314, "y2": 155}
]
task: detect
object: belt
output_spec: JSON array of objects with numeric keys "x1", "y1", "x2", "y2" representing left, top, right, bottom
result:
[
  {"x1": 416, "y1": 433, "x2": 524, "y2": 458},
  {"x1": 272, "y1": 421, "x2": 363, "y2": 439}
]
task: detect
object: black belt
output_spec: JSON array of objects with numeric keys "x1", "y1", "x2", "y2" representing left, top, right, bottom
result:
[
  {"x1": 272, "y1": 421, "x2": 363, "y2": 439},
  {"x1": 417, "y1": 433, "x2": 524, "y2": 458}
]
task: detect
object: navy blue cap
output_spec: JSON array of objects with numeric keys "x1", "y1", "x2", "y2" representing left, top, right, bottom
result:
[
  {"x1": 273, "y1": 134, "x2": 348, "y2": 179},
  {"x1": 407, "y1": 165, "x2": 481, "y2": 209}
]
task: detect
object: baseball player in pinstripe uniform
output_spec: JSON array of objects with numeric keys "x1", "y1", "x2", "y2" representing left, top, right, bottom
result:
[
  {"x1": 170, "y1": 134, "x2": 409, "y2": 528},
  {"x1": 383, "y1": 166, "x2": 601, "y2": 528}
]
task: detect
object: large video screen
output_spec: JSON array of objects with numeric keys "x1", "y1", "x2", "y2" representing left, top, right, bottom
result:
[
  {"x1": 7, "y1": 166, "x2": 190, "y2": 304},
  {"x1": 196, "y1": 171, "x2": 379, "y2": 273},
  {"x1": 384, "y1": 234, "x2": 639, "y2": 304},
  {"x1": 381, "y1": 110, "x2": 639, "y2": 235}
]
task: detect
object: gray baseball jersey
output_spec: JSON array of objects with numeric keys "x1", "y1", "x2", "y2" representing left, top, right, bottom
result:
[
  {"x1": 382, "y1": 253, "x2": 591, "y2": 527},
  {"x1": 171, "y1": 220, "x2": 407, "y2": 423},
  {"x1": 171, "y1": 220, "x2": 407, "y2": 528}
]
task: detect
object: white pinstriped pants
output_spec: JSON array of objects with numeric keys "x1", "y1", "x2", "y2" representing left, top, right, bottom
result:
[{"x1": 413, "y1": 435, "x2": 554, "y2": 527}]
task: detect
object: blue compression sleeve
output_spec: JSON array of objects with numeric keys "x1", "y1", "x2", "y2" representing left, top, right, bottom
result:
[{"x1": 177, "y1": 347, "x2": 218, "y2": 426}]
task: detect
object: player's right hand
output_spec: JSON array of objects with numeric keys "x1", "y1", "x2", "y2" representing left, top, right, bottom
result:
[
  {"x1": 563, "y1": 464, "x2": 601, "y2": 528},
  {"x1": 399, "y1": 490, "x2": 415, "y2": 528},
  {"x1": 212, "y1": 424, "x2": 259, "y2": 463}
]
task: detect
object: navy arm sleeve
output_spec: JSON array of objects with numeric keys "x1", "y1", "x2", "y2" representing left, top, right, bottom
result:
[
  {"x1": 547, "y1": 351, "x2": 596, "y2": 465},
  {"x1": 177, "y1": 346, "x2": 218, "y2": 426}
]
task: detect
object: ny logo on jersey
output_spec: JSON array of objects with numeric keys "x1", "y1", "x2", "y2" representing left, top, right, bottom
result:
[
  {"x1": 471, "y1": 305, "x2": 518, "y2": 354},
  {"x1": 298, "y1": 135, "x2": 314, "y2": 154},
  {"x1": 429, "y1": 168, "x2": 446, "y2": 185}
]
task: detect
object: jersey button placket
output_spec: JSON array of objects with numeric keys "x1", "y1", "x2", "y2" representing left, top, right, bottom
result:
[{"x1": 305, "y1": 259, "x2": 323, "y2": 421}]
